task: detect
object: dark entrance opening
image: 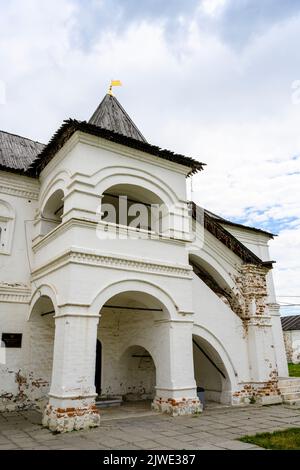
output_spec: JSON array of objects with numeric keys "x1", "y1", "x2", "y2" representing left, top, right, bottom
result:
[{"x1": 95, "y1": 339, "x2": 102, "y2": 396}]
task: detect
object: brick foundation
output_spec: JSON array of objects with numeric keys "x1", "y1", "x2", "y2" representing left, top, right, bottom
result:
[
  {"x1": 152, "y1": 396, "x2": 202, "y2": 416},
  {"x1": 232, "y1": 372, "x2": 282, "y2": 405},
  {"x1": 42, "y1": 404, "x2": 100, "y2": 433}
]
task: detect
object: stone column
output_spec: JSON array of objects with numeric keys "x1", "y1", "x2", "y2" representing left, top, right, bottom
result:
[
  {"x1": 152, "y1": 319, "x2": 201, "y2": 416},
  {"x1": 269, "y1": 303, "x2": 289, "y2": 377},
  {"x1": 246, "y1": 315, "x2": 276, "y2": 380},
  {"x1": 42, "y1": 309, "x2": 100, "y2": 432}
]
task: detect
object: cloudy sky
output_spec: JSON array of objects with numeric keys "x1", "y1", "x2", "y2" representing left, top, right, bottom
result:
[{"x1": 0, "y1": 0, "x2": 299, "y2": 313}]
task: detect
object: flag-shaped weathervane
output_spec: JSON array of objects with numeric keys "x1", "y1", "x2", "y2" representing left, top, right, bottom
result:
[{"x1": 108, "y1": 80, "x2": 122, "y2": 96}]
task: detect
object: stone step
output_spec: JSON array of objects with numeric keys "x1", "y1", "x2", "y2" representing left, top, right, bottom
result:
[
  {"x1": 279, "y1": 386, "x2": 300, "y2": 394},
  {"x1": 281, "y1": 392, "x2": 300, "y2": 401},
  {"x1": 278, "y1": 378, "x2": 300, "y2": 388},
  {"x1": 95, "y1": 398, "x2": 122, "y2": 408},
  {"x1": 283, "y1": 398, "x2": 300, "y2": 407}
]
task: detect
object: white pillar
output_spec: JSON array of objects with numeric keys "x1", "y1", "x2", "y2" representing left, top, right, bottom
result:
[
  {"x1": 246, "y1": 315, "x2": 282, "y2": 404},
  {"x1": 269, "y1": 303, "x2": 289, "y2": 377},
  {"x1": 152, "y1": 319, "x2": 201, "y2": 415},
  {"x1": 42, "y1": 311, "x2": 100, "y2": 432}
]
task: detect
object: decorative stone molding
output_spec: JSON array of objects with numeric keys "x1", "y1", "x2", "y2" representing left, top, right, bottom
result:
[
  {"x1": 32, "y1": 218, "x2": 187, "y2": 254},
  {"x1": 0, "y1": 283, "x2": 31, "y2": 303},
  {"x1": 152, "y1": 396, "x2": 202, "y2": 416},
  {"x1": 0, "y1": 173, "x2": 39, "y2": 200},
  {"x1": 32, "y1": 248, "x2": 193, "y2": 280},
  {"x1": 267, "y1": 303, "x2": 281, "y2": 315},
  {"x1": 244, "y1": 315, "x2": 272, "y2": 327}
]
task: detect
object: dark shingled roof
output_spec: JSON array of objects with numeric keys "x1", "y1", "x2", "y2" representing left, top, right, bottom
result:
[
  {"x1": 28, "y1": 119, "x2": 205, "y2": 176},
  {"x1": 205, "y1": 209, "x2": 275, "y2": 238},
  {"x1": 281, "y1": 315, "x2": 300, "y2": 331},
  {"x1": 89, "y1": 94, "x2": 147, "y2": 143},
  {"x1": 191, "y1": 202, "x2": 273, "y2": 268},
  {"x1": 0, "y1": 130, "x2": 45, "y2": 173}
]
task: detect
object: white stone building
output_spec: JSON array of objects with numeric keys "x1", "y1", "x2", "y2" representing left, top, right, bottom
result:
[
  {"x1": 281, "y1": 316, "x2": 300, "y2": 364},
  {"x1": 0, "y1": 92, "x2": 293, "y2": 432}
]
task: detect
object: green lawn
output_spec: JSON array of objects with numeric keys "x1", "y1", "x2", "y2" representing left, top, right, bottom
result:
[
  {"x1": 288, "y1": 363, "x2": 300, "y2": 377},
  {"x1": 240, "y1": 428, "x2": 300, "y2": 450}
]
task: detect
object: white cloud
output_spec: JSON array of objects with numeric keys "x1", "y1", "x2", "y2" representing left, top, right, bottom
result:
[{"x1": 201, "y1": 0, "x2": 228, "y2": 17}]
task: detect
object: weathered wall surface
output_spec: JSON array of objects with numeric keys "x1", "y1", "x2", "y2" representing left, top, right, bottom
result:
[
  {"x1": 284, "y1": 330, "x2": 300, "y2": 364},
  {"x1": 193, "y1": 341, "x2": 222, "y2": 402},
  {"x1": 220, "y1": 224, "x2": 288, "y2": 377},
  {"x1": 0, "y1": 301, "x2": 55, "y2": 411},
  {"x1": 99, "y1": 309, "x2": 157, "y2": 399}
]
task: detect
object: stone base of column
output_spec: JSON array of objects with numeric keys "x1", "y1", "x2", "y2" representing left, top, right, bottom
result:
[
  {"x1": 42, "y1": 404, "x2": 100, "y2": 433},
  {"x1": 152, "y1": 396, "x2": 202, "y2": 416}
]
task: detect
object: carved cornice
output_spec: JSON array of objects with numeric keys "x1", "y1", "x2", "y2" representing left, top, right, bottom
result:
[
  {"x1": 0, "y1": 283, "x2": 31, "y2": 303},
  {"x1": 0, "y1": 172, "x2": 39, "y2": 200},
  {"x1": 32, "y1": 248, "x2": 193, "y2": 281}
]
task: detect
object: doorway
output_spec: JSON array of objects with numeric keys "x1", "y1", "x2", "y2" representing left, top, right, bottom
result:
[{"x1": 95, "y1": 339, "x2": 102, "y2": 396}]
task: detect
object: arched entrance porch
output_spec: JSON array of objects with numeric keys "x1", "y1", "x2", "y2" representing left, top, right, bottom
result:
[{"x1": 96, "y1": 290, "x2": 163, "y2": 409}]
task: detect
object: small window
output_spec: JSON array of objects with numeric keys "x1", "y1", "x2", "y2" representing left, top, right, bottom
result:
[{"x1": 0, "y1": 200, "x2": 14, "y2": 255}]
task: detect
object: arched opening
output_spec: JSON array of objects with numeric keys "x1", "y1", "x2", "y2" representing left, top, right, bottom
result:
[
  {"x1": 41, "y1": 189, "x2": 64, "y2": 235},
  {"x1": 96, "y1": 290, "x2": 165, "y2": 407},
  {"x1": 27, "y1": 295, "x2": 55, "y2": 410},
  {"x1": 101, "y1": 184, "x2": 168, "y2": 233},
  {"x1": 193, "y1": 334, "x2": 232, "y2": 405},
  {"x1": 119, "y1": 345, "x2": 156, "y2": 401},
  {"x1": 189, "y1": 254, "x2": 235, "y2": 311}
]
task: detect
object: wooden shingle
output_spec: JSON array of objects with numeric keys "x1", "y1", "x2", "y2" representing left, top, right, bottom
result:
[{"x1": 0, "y1": 130, "x2": 44, "y2": 173}]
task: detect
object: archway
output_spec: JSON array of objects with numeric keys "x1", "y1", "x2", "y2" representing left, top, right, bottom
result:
[
  {"x1": 119, "y1": 345, "x2": 156, "y2": 401},
  {"x1": 189, "y1": 253, "x2": 243, "y2": 316},
  {"x1": 193, "y1": 333, "x2": 233, "y2": 405},
  {"x1": 96, "y1": 290, "x2": 166, "y2": 406},
  {"x1": 27, "y1": 295, "x2": 56, "y2": 410},
  {"x1": 41, "y1": 189, "x2": 64, "y2": 235},
  {"x1": 101, "y1": 183, "x2": 168, "y2": 233}
]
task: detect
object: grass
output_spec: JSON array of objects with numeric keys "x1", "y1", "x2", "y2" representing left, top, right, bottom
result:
[
  {"x1": 288, "y1": 363, "x2": 300, "y2": 377},
  {"x1": 240, "y1": 428, "x2": 300, "y2": 450}
]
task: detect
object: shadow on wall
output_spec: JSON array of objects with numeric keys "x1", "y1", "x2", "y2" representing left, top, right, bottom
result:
[
  {"x1": 119, "y1": 345, "x2": 156, "y2": 401},
  {"x1": 193, "y1": 334, "x2": 229, "y2": 404}
]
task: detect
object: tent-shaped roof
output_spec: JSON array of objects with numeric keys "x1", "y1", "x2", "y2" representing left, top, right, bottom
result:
[{"x1": 89, "y1": 94, "x2": 147, "y2": 142}]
